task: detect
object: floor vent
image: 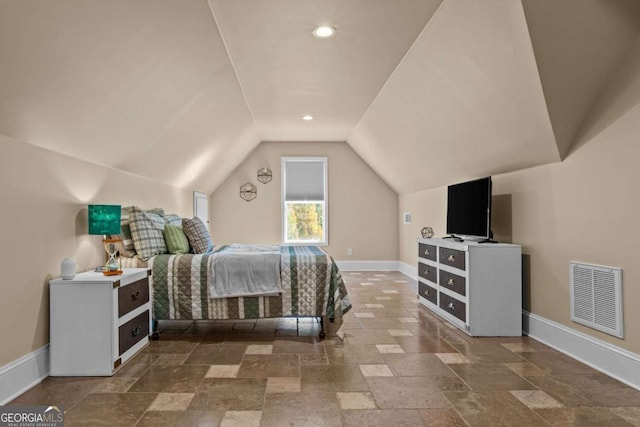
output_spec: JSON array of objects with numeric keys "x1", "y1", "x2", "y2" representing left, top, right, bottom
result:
[{"x1": 570, "y1": 261, "x2": 623, "y2": 338}]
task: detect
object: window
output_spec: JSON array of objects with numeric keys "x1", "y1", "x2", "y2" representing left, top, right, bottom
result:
[{"x1": 282, "y1": 157, "x2": 327, "y2": 245}]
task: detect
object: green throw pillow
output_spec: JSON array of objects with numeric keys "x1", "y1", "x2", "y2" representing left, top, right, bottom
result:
[{"x1": 163, "y1": 224, "x2": 189, "y2": 255}]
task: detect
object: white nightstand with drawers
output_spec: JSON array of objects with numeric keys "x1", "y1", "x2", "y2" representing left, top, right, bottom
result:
[{"x1": 49, "y1": 268, "x2": 151, "y2": 376}]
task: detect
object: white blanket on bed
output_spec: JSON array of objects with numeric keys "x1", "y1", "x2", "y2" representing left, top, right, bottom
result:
[{"x1": 207, "y1": 244, "x2": 282, "y2": 298}]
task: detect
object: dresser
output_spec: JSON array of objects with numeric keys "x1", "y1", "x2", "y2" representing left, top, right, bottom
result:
[
  {"x1": 417, "y1": 238, "x2": 522, "y2": 336},
  {"x1": 49, "y1": 268, "x2": 151, "y2": 376}
]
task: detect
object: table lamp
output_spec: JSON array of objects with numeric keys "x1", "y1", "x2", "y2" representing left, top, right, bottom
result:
[{"x1": 88, "y1": 204, "x2": 122, "y2": 275}]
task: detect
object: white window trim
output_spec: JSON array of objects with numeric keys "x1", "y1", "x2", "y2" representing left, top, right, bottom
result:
[{"x1": 281, "y1": 156, "x2": 328, "y2": 245}]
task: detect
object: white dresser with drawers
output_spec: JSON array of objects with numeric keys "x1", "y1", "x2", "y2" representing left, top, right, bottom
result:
[{"x1": 417, "y1": 238, "x2": 522, "y2": 336}]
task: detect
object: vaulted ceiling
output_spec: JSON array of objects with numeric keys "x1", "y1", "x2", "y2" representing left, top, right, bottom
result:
[{"x1": 1, "y1": 0, "x2": 639, "y2": 194}]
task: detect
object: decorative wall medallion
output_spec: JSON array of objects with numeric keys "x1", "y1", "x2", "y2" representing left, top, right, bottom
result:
[
  {"x1": 257, "y1": 167, "x2": 272, "y2": 184},
  {"x1": 240, "y1": 183, "x2": 257, "y2": 202}
]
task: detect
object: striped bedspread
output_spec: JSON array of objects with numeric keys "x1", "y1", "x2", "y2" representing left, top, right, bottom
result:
[{"x1": 149, "y1": 245, "x2": 351, "y2": 321}]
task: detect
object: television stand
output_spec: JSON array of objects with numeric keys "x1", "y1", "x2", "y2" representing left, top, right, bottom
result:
[
  {"x1": 442, "y1": 235, "x2": 464, "y2": 242},
  {"x1": 416, "y1": 237, "x2": 522, "y2": 336},
  {"x1": 478, "y1": 239, "x2": 498, "y2": 244}
]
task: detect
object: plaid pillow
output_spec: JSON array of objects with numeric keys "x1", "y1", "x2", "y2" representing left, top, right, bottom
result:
[
  {"x1": 182, "y1": 217, "x2": 213, "y2": 254},
  {"x1": 111, "y1": 207, "x2": 166, "y2": 258},
  {"x1": 162, "y1": 213, "x2": 183, "y2": 226},
  {"x1": 117, "y1": 221, "x2": 137, "y2": 257},
  {"x1": 121, "y1": 206, "x2": 164, "y2": 219},
  {"x1": 146, "y1": 208, "x2": 165, "y2": 216},
  {"x1": 129, "y1": 206, "x2": 168, "y2": 260}
]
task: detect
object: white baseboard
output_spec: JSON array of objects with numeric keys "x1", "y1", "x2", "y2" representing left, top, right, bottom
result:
[
  {"x1": 397, "y1": 261, "x2": 417, "y2": 280},
  {"x1": 334, "y1": 260, "x2": 418, "y2": 278},
  {"x1": 0, "y1": 345, "x2": 49, "y2": 405},
  {"x1": 335, "y1": 260, "x2": 399, "y2": 271},
  {"x1": 523, "y1": 311, "x2": 640, "y2": 391}
]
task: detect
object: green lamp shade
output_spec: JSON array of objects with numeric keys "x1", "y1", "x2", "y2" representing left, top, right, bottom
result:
[{"x1": 88, "y1": 204, "x2": 122, "y2": 235}]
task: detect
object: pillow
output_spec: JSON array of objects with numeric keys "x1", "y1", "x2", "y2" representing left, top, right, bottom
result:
[
  {"x1": 121, "y1": 206, "x2": 164, "y2": 220},
  {"x1": 163, "y1": 224, "x2": 190, "y2": 254},
  {"x1": 116, "y1": 221, "x2": 137, "y2": 257},
  {"x1": 162, "y1": 213, "x2": 183, "y2": 227},
  {"x1": 182, "y1": 217, "x2": 213, "y2": 254},
  {"x1": 129, "y1": 206, "x2": 168, "y2": 260},
  {"x1": 146, "y1": 208, "x2": 165, "y2": 216},
  {"x1": 111, "y1": 207, "x2": 166, "y2": 258}
]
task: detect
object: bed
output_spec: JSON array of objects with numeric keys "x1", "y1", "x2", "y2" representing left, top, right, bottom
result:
[
  {"x1": 146, "y1": 244, "x2": 351, "y2": 338},
  {"x1": 115, "y1": 207, "x2": 350, "y2": 338}
]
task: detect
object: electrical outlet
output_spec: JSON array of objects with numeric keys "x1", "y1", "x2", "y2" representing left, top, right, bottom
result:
[{"x1": 347, "y1": 248, "x2": 353, "y2": 256}]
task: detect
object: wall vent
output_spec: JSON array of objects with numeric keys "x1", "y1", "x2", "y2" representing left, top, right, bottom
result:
[{"x1": 570, "y1": 261, "x2": 623, "y2": 338}]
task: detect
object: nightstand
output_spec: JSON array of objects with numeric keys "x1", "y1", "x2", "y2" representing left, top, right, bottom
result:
[{"x1": 49, "y1": 268, "x2": 151, "y2": 376}]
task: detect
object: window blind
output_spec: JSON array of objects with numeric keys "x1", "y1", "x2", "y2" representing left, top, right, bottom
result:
[{"x1": 284, "y1": 160, "x2": 325, "y2": 201}]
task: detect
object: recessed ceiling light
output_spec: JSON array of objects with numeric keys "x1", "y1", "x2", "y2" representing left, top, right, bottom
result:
[
  {"x1": 302, "y1": 114, "x2": 314, "y2": 121},
  {"x1": 312, "y1": 26, "x2": 336, "y2": 38}
]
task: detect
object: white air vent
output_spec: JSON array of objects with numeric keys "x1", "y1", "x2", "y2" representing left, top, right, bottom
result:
[{"x1": 570, "y1": 261, "x2": 623, "y2": 338}]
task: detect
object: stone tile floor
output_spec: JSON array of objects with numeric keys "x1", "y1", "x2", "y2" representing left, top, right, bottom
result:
[{"x1": 9, "y1": 271, "x2": 640, "y2": 426}]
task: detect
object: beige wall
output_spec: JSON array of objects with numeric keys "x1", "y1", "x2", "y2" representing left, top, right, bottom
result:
[
  {"x1": 211, "y1": 141, "x2": 398, "y2": 261},
  {"x1": 0, "y1": 135, "x2": 192, "y2": 367},
  {"x1": 399, "y1": 105, "x2": 640, "y2": 355},
  {"x1": 400, "y1": 32, "x2": 640, "y2": 355},
  {"x1": 398, "y1": 189, "x2": 447, "y2": 268}
]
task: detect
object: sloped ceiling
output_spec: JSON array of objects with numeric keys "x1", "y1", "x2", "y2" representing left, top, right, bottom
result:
[
  {"x1": 0, "y1": 0, "x2": 258, "y2": 193},
  {"x1": 1, "y1": 0, "x2": 639, "y2": 195},
  {"x1": 521, "y1": 0, "x2": 640, "y2": 160},
  {"x1": 209, "y1": 0, "x2": 443, "y2": 141},
  {"x1": 349, "y1": 0, "x2": 558, "y2": 194}
]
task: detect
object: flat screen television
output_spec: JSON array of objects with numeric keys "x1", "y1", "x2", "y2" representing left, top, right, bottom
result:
[{"x1": 446, "y1": 176, "x2": 492, "y2": 240}]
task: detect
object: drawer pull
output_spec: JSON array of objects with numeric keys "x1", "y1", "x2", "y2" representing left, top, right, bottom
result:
[
  {"x1": 424, "y1": 248, "x2": 430, "y2": 256},
  {"x1": 424, "y1": 289, "x2": 430, "y2": 297},
  {"x1": 447, "y1": 278, "x2": 455, "y2": 286},
  {"x1": 131, "y1": 326, "x2": 141, "y2": 337},
  {"x1": 424, "y1": 268, "x2": 429, "y2": 275},
  {"x1": 447, "y1": 254, "x2": 455, "y2": 262},
  {"x1": 448, "y1": 302, "x2": 455, "y2": 310},
  {"x1": 131, "y1": 290, "x2": 141, "y2": 301}
]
